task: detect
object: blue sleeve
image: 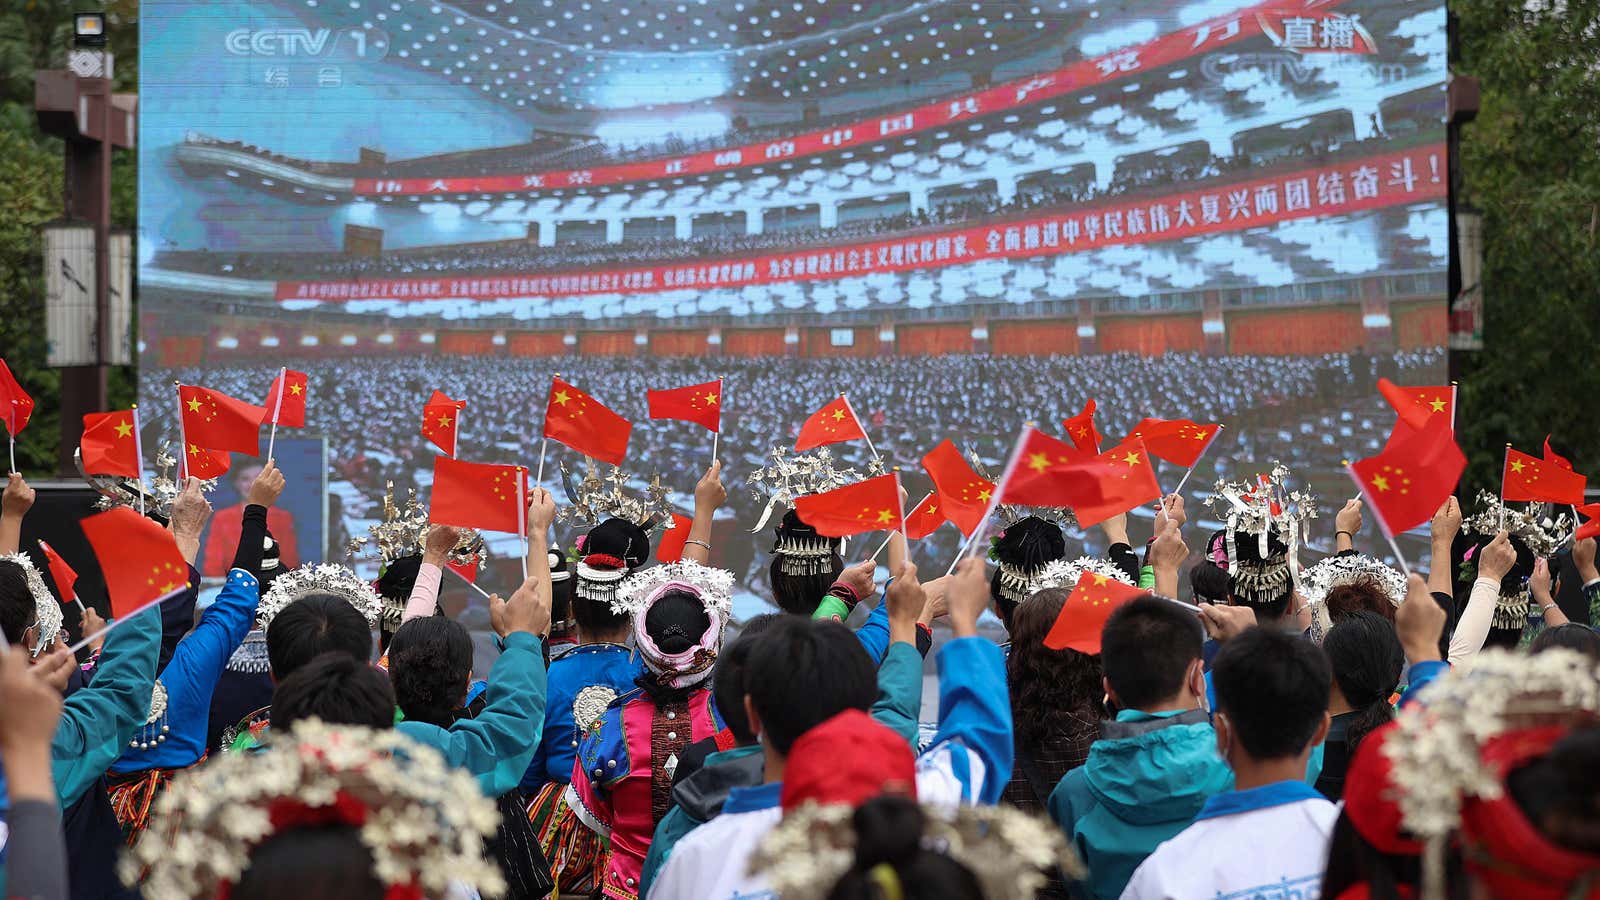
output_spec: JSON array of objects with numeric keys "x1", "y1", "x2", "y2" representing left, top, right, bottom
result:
[
  {"x1": 520, "y1": 728, "x2": 553, "y2": 794},
  {"x1": 853, "y1": 592, "x2": 891, "y2": 666},
  {"x1": 1399, "y1": 660, "x2": 1450, "y2": 707},
  {"x1": 870, "y1": 641, "x2": 923, "y2": 747},
  {"x1": 166, "y1": 570, "x2": 259, "y2": 710},
  {"x1": 922, "y1": 636, "x2": 1013, "y2": 806},
  {"x1": 51, "y1": 603, "x2": 162, "y2": 806},
  {"x1": 398, "y1": 631, "x2": 547, "y2": 797}
]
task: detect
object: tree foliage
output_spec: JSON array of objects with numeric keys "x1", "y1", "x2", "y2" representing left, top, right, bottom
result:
[{"x1": 1453, "y1": 0, "x2": 1600, "y2": 489}]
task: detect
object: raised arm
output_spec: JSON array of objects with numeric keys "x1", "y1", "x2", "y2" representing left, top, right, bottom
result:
[
  {"x1": 1334, "y1": 499, "x2": 1363, "y2": 554},
  {"x1": 871, "y1": 562, "x2": 926, "y2": 746},
  {"x1": 167, "y1": 478, "x2": 213, "y2": 569},
  {"x1": 683, "y1": 461, "x2": 725, "y2": 565},
  {"x1": 1149, "y1": 517, "x2": 1188, "y2": 600},
  {"x1": 0, "y1": 473, "x2": 34, "y2": 556},
  {"x1": 0, "y1": 643, "x2": 68, "y2": 900},
  {"x1": 526, "y1": 487, "x2": 556, "y2": 606},
  {"x1": 405, "y1": 524, "x2": 458, "y2": 622},
  {"x1": 1426, "y1": 497, "x2": 1462, "y2": 597},
  {"x1": 1450, "y1": 530, "x2": 1514, "y2": 666}
]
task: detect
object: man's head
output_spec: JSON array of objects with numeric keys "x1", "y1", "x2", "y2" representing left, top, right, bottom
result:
[
  {"x1": 386, "y1": 616, "x2": 474, "y2": 728},
  {"x1": 743, "y1": 618, "x2": 877, "y2": 756},
  {"x1": 1211, "y1": 628, "x2": 1332, "y2": 766},
  {"x1": 1100, "y1": 596, "x2": 1206, "y2": 712},
  {"x1": 272, "y1": 652, "x2": 396, "y2": 733},
  {"x1": 712, "y1": 613, "x2": 782, "y2": 745},
  {"x1": 266, "y1": 593, "x2": 374, "y2": 681}
]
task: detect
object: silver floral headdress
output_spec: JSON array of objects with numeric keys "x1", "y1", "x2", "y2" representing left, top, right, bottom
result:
[
  {"x1": 611, "y1": 559, "x2": 735, "y2": 622},
  {"x1": 256, "y1": 563, "x2": 384, "y2": 631},
  {"x1": 0, "y1": 552, "x2": 62, "y2": 656},
  {"x1": 1380, "y1": 648, "x2": 1600, "y2": 896},
  {"x1": 557, "y1": 458, "x2": 673, "y2": 532},
  {"x1": 1204, "y1": 463, "x2": 1318, "y2": 604},
  {"x1": 746, "y1": 446, "x2": 877, "y2": 534},
  {"x1": 1301, "y1": 553, "x2": 1406, "y2": 643},
  {"x1": 122, "y1": 718, "x2": 505, "y2": 898},
  {"x1": 1462, "y1": 490, "x2": 1573, "y2": 557},
  {"x1": 1026, "y1": 556, "x2": 1135, "y2": 594},
  {"x1": 346, "y1": 481, "x2": 486, "y2": 570},
  {"x1": 85, "y1": 442, "x2": 217, "y2": 517},
  {"x1": 750, "y1": 801, "x2": 1086, "y2": 900}
]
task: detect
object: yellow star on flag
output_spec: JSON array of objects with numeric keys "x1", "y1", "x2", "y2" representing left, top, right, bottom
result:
[
  {"x1": 113, "y1": 420, "x2": 133, "y2": 439},
  {"x1": 289, "y1": 383, "x2": 304, "y2": 396},
  {"x1": 1122, "y1": 451, "x2": 1141, "y2": 466},
  {"x1": 1371, "y1": 474, "x2": 1391, "y2": 492},
  {"x1": 1509, "y1": 459, "x2": 1526, "y2": 474},
  {"x1": 553, "y1": 390, "x2": 571, "y2": 407},
  {"x1": 186, "y1": 397, "x2": 202, "y2": 412},
  {"x1": 705, "y1": 393, "x2": 719, "y2": 405}
]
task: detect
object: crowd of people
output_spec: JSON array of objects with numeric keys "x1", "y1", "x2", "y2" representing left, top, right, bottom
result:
[
  {"x1": 2, "y1": 367, "x2": 1598, "y2": 899},
  {"x1": 141, "y1": 349, "x2": 1446, "y2": 594}
]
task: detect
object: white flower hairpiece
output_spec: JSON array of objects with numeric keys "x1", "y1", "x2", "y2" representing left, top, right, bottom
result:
[
  {"x1": 750, "y1": 801, "x2": 1085, "y2": 900},
  {"x1": 610, "y1": 559, "x2": 734, "y2": 621},
  {"x1": 0, "y1": 552, "x2": 62, "y2": 653},
  {"x1": 1027, "y1": 556, "x2": 1134, "y2": 595},
  {"x1": 1463, "y1": 489, "x2": 1573, "y2": 556},
  {"x1": 256, "y1": 563, "x2": 384, "y2": 631},
  {"x1": 1384, "y1": 648, "x2": 1600, "y2": 841},
  {"x1": 123, "y1": 719, "x2": 505, "y2": 898},
  {"x1": 1300, "y1": 554, "x2": 1406, "y2": 609}
]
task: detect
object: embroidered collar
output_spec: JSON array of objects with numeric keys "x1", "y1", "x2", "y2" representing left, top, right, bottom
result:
[
  {"x1": 723, "y1": 781, "x2": 783, "y2": 814},
  {"x1": 1195, "y1": 779, "x2": 1324, "y2": 822}
]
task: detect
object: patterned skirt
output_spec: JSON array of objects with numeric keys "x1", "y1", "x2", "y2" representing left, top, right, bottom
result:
[
  {"x1": 528, "y1": 781, "x2": 609, "y2": 898},
  {"x1": 108, "y1": 764, "x2": 192, "y2": 845}
]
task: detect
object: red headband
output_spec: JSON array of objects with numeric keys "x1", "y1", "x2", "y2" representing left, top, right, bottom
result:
[{"x1": 214, "y1": 792, "x2": 424, "y2": 900}]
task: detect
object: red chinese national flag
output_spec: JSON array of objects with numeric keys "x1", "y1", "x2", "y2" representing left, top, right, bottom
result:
[
  {"x1": 445, "y1": 555, "x2": 481, "y2": 585},
  {"x1": 1044, "y1": 571, "x2": 1147, "y2": 655},
  {"x1": 80, "y1": 507, "x2": 191, "y2": 619},
  {"x1": 182, "y1": 444, "x2": 232, "y2": 480},
  {"x1": 656, "y1": 512, "x2": 695, "y2": 564},
  {"x1": 1125, "y1": 418, "x2": 1221, "y2": 467},
  {"x1": 1378, "y1": 379, "x2": 1453, "y2": 451},
  {"x1": 904, "y1": 492, "x2": 948, "y2": 540},
  {"x1": 264, "y1": 369, "x2": 309, "y2": 428},
  {"x1": 421, "y1": 390, "x2": 466, "y2": 457},
  {"x1": 179, "y1": 384, "x2": 265, "y2": 456},
  {"x1": 1544, "y1": 435, "x2": 1574, "y2": 472},
  {"x1": 1061, "y1": 439, "x2": 1163, "y2": 529},
  {"x1": 543, "y1": 378, "x2": 632, "y2": 466},
  {"x1": 1350, "y1": 417, "x2": 1465, "y2": 536},
  {"x1": 429, "y1": 456, "x2": 529, "y2": 535},
  {"x1": 80, "y1": 409, "x2": 142, "y2": 479},
  {"x1": 795, "y1": 396, "x2": 866, "y2": 452},
  {"x1": 38, "y1": 539, "x2": 78, "y2": 604},
  {"x1": 1061, "y1": 399, "x2": 1102, "y2": 456},
  {"x1": 1575, "y1": 503, "x2": 1600, "y2": 543},
  {"x1": 921, "y1": 440, "x2": 994, "y2": 537},
  {"x1": 1000, "y1": 427, "x2": 1094, "y2": 509},
  {"x1": 0, "y1": 359, "x2": 34, "y2": 437},
  {"x1": 1503, "y1": 447, "x2": 1587, "y2": 506},
  {"x1": 793, "y1": 474, "x2": 904, "y2": 538},
  {"x1": 648, "y1": 379, "x2": 722, "y2": 433}
]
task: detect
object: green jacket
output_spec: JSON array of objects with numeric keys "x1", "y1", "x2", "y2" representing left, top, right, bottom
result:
[
  {"x1": 54, "y1": 605, "x2": 163, "y2": 806},
  {"x1": 396, "y1": 631, "x2": 548, "y2": 797}
]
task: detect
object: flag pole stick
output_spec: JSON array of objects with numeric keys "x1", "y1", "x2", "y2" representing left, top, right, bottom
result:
[
  {"x1": 1345, "y1": 464, "x2": 1411, "y2": 578},
  {"x1": 7, "y1": 434, "x2": 13, "y2": 474},
  {"x1": 948, "y1": 426, "x2": 1030, "y2": 574},
  {"x1": 840, "y1": 393, "x2": 881, "y2": 464},
  {"x1": 1449, "y1": 383, "x2": 1458, "y2": 432},
  {"x1": 712, "y1": 375, "x2": 722, "y2": 465},
  {"x1": 131, "y1": 404, "x2": 146, "y2": 516},
  {"x1": 946, "y1": 528, "x2": 982, "y2": 576},
  {"x1": 535, "y1": 437, "x2": 549, "y2": 486},
  {"x1": 174, "y1": 382, "x2": 189, "y2": 482},
  {"x1": 66, "y1": 590, "x2": 169, "y2": 655},
  {"x1": 1170, "y1": 424, "x2": 1224, "y2": 497},
  {"x1": 868, "y1": 532, "x2": 894, "y2": 561},
  {"x1": 266, "y1": 367, "x2": 286, "y2": 461},
  {"x1": 1499, "y1": 444, "x2": 1510, "y2": 531},
  {"x1": 517, "y1": 467, "x2": 529, "y2": 583},
  {"x1": 447, "y1": 563, "x2": 494, "y2": 600}
]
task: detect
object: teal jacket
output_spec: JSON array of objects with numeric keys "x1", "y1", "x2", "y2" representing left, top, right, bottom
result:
[
  {"x1": 396, "y1": 631, "x2": 548, "y2": 798},
  {"x1": 1047, "y1": 709, "x2": 1230, "y2": 900},
  {"x1": 638, "y1": 639, "x2": 926, "y2": 896},
  {"x1": 54, "y1": 603, "x2": 164, "y2": 806}
]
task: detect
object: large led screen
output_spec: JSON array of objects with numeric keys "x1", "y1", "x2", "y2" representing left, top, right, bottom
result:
[{"x1": 139, "y1": 0, "x2": 1449, "y2": 606}]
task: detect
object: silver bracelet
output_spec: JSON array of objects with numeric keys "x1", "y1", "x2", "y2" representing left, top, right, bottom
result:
[{"x1": 684, "y1": 539, "x2": 712, "y2": 551}]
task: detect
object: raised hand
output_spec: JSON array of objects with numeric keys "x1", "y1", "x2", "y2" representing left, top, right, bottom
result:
[
  {"x1": 884, "y1": 560, "x2": 925, "y2": 644},
  {"x1": 835, "y1": 557, "x2": 877, "y2": 603},
  {"x1": 2, "y1": 473, "x2": 35, "y2": 518},
  {"x1": 945, "y1": 557, "x2": 991, "y2": 638},
  {"x1": 423, "y1": 524, "x2": 462, "y2": 566},
  {"x1": 1395, "y1": 573, "x2": 1445, "y2": 664},
  {"x1": 1476, "y1": 531, "x2": 1517, "y2": 583},
  {"x1": 1430, "y1": 496, "x2": 1462, "y2": 545},
  {"x1": 1198, "y1": 602, "x2": 1256, "y2": 643},
  {"x1": 527, "y1": 486, "x2": 557, "y2": 533},
  {"x1": 1335, "y1": 499, "x2": 1363, "y2": 550},
  {"x1": 245, "y1": 460, "x2": 286, "y2": 507},
  {"x1": 694, "y1": 461, "x2": 727, "y2": 514}
]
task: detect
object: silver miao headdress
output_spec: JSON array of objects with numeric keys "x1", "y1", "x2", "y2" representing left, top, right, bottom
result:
[
  {"x1": 557, "y1": 458, "x2": 674, "y2": 532},
  {"x1": 746, "y1": 445, "x2": 878, "y2": 535},
  {"x1": 1301, "y1": 553, "x2": 1407, "y2": 643},
  {"x1": 1027, "y1": 556, "x2": 1136, "y2": 595},
  {"x1": 346, "y1": 481, "x2": 487, "y2": 569},
  {"x1": 256, "y1": 563, "x2": 384, "y2": 631},
  {"x1": 1462, "y1": 490, "x2": 1573, "y2": 630},
  {"x1": 83, "y1": 442, "x2": 216, "y2": 517},
  {"x1": 1204, "y1": 463, "x2": 1318, "y2": 605},
  {"x1": 0, "y1": 552, "x2": 62, "y2": 656}
]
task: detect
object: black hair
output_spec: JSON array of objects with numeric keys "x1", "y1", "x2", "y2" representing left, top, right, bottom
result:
[
  {"x1": 988, "y1": 517, "x2": 1067, "y2": 631},
  {"x1": 1100, "y1": 596, "x2": 1202, "y2": 711},
  {"x1": 231, "y1": 827, "x2": 386, "y2": 900},
  {"x1": 0, "y1": 560, "x2": 32, "y2": 645},
  {"x1": 266, "y1": 594, "x2": 374, "y2": 681},
  {"x1": 1188, "y1": 561, "x2": 1231, "y2": 606},
  {"x1": 1318, "y1": 810, "x2": 1424, "y2": 900},
  {"x1": 644, "y1": 590, "x2": 712, "y2": 655},
  {"x1": 1227, "y1": 527, "x2": 1294, "y2": 622},
  {"x1": 387, "y1": 616, "x2": 473, "y2": 728},
  {"x1": 1211, "y1": 627, "x2": 1331, "y2": 760},
  {"x1": 768, "y1": 554, "x2": 845, "y2": 616},
  {"x1": 272, "y1": 652, "x2": 396, "y2": 733},
  {"x1": 376, "y1": 555, "x2": 426, "y2": 653},
  {"x1": 1505, "y1": 725, "x2": 1600, "y2": 857},
  {"x1": 825, "y1": 796, "x2": 983, "y2": 900},
  {"x1": 714, "y1": 614, "x2": 783, "y2": 744},
  {"x1": 1007, "y1": 589, "x2": 1105, "y2": 752},
  {"x1": 572, "y1": 591, "x2": 632, "y2": 635},
  {"x1": 1530, "y1": 624, "x2": 1600, "y2": 661},
  {"x1": 744, "y1": 617, "x2": 877, "y2": 754},
  {"x1": 1322, "y1": 612, "x2": 1403, "y2": 754}
]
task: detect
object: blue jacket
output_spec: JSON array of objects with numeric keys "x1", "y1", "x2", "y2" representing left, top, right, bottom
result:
[
  {"x1": 1048, "y1": 709, "x2": 1230, "y2": 900},
  {"x1": 519, "y1": 642, "x2": 643, "y2": 795},
  {"x1": 111, "y1": 569, "x2": 259, "y2": 774},
  {"x1": 397, "y1": 631, "x2": 548, "y2": 797}
]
